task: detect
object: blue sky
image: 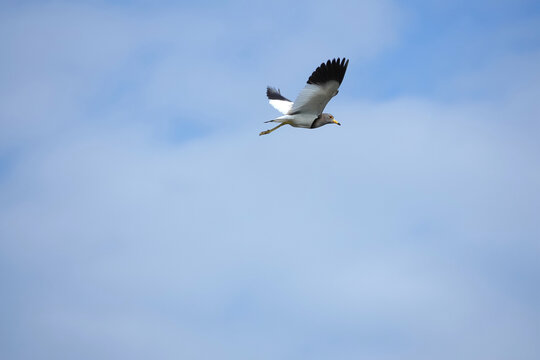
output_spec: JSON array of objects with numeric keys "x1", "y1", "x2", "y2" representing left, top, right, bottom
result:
[{"x1": 1, "y1": 1, "x2": 539, "y2": 359}]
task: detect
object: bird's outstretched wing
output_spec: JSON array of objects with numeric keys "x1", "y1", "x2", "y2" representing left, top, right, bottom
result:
[
  {"x1": 266, "y1": 87, "x2": 293, "y2": 115},
  {"x1": 288, "y1": 58, "x2": 349, "y2": 116}
]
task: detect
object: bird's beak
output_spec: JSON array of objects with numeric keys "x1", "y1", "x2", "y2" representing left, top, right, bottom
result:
[{"x1": 333, "y1": 119, "x2": 341, "y2": 126}]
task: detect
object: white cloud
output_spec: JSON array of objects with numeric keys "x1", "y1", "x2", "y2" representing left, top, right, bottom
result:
[
  {"x1": 2, "y1": 89, "x2": 539, "y2": 358},
  {"x1": 0, "y1": 0, "x2": 403, "y2": 151},
  {"x1": 1, "y1": 1, "x2": 539, "y2": 360}
]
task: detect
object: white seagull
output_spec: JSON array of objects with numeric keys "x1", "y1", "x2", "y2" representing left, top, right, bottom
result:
[{"x1": 260, "y1": 58, "x2": 349, "y2": 136}]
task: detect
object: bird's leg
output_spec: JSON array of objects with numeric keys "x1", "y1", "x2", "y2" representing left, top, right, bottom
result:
[{"x1": 259, "y1": 122, "x2": 286, "y2": 136}]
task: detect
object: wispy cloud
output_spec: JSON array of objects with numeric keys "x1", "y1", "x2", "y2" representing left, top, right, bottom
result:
[{"x1": 1, "y1": 1, "x2": 539, "y2": 359}]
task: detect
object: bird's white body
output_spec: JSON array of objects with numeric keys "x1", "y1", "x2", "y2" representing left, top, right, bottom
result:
[{"x1": 272, "y1": 114, "x2": 317, "y2": 128}]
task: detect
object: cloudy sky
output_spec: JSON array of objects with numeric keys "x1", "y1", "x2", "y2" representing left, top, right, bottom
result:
[{"x1": 1, "y1": 1, "x2": 539, "y2": 359}]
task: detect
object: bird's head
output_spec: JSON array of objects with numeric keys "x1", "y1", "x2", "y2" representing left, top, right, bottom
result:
[{"x1": 323, "y1": 113, "x2": 341, "y2": 126}]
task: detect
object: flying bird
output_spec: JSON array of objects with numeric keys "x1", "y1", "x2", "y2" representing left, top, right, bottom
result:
[{"x1": 260, "y1": 57, "x2": 349, "y2": 136}]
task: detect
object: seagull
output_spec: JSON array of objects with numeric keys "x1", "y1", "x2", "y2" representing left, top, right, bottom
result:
[{"x1": 260, "y1": 57, "x2": 349, "y2": 136}]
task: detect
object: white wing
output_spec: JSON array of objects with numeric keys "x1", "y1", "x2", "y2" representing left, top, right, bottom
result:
[
  {"x1": 288, "y1": 81, "x2": 340, "y2": 116},
  {"x1": 288, "y1": 58, "x2": 349, "y2": 116},
  {"x1": 266, "y1": 87, "x2": 293, "y2": 115},
  {"x1": 269, "y1": 99, "x2": 293, "y2": 114}
]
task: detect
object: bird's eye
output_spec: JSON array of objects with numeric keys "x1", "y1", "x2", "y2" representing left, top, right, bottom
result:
[{"x1": 330, "y1": 115, "x2": 333, "y2": 118}]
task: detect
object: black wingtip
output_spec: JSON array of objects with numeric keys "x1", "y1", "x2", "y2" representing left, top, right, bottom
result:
[
  {"x1": 307, "y1": 57, "x2": 349, "y2": 86},
  {"x1": 266, "y1": 86, "x2": 291, "y2": 101}
]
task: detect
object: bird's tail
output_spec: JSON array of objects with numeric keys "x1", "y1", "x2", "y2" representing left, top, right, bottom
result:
[{"x1": 265, "y1": 115, "x2": 294, "y2": 124}]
